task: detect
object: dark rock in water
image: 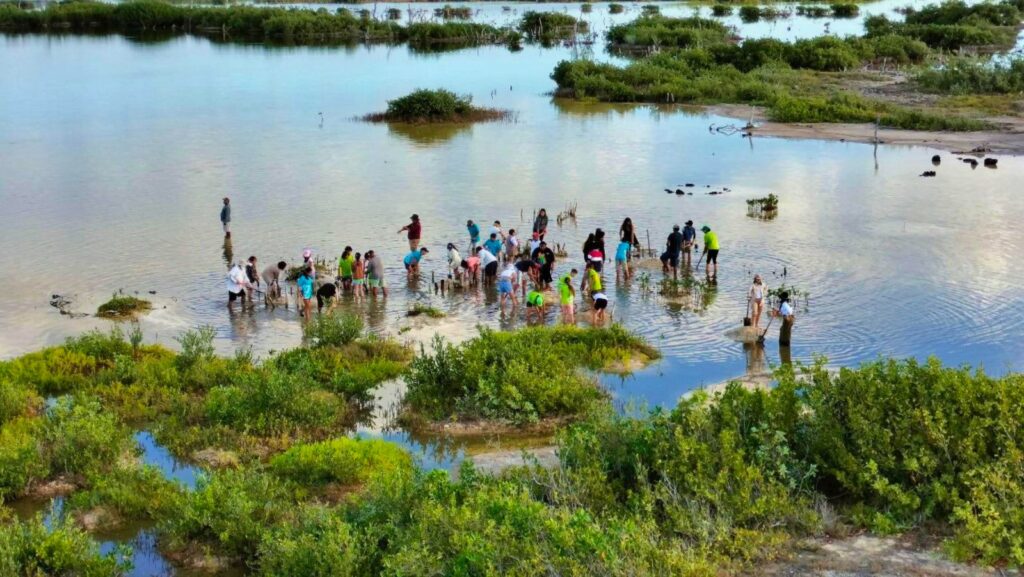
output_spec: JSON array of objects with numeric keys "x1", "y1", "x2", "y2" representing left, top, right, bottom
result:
[
  {"x1": 709, "y1": 191, "x2": 721, "y2": 195},
  {"x1": 984, "y1": 158, "x2": 998, "y2": 167},
  {"x1": 685, "y1": 183, "x2": 694, "y2": 187},
  {"x1": 920, "y1": 171, "x2": 936, "y2": 177},
  {"x1": 688, "y1": 192, "x2": 694, "y2": 196},
  {"x1": 931, "y1": 155, "x2": 941, "y2": 164},
  {"x1": 675, "y1": 189, "x2": 685, "y2": 195},
  {"x1": 148, "y1": 290, "x2": 157, "y2": 295},
  {"x1": 962, "y1": 158, "x2": 975, "y2": 163},
  {"x1": 969, "y1": 159, "x2": 979, "y2": 168},
  {"x1": 664, "y1": 188, "x2": 673, "y2": 194}
]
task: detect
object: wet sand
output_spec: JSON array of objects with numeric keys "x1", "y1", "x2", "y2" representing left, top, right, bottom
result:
[{"x1": 707, "y1": 104, "x2": 1024, "y2": 155}]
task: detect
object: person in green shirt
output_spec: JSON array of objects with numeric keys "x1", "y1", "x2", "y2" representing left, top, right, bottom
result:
[
  {"x1": 337, "y1": 246, "x2": 354, "y2": 291},
  {"x1": 581, "y1": 261, "x2": 602, "y2": 297},
  {"x1": 559, "y1": 269, "x2": 578, "y2": 325},
  {"x1": 526, "y1": 289, "x2": 546, "y2": 323},
  {"x1": 700, "y1": 225, "x2": 720, "y2": 278}
]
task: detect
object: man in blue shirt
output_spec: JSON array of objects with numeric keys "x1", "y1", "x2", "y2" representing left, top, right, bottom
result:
[
  {"x1": 404, "y1": 247, "x2": 429, "y2": 278},
  {"x1": 483, "y1": 233, "x2": 503, "y2": 258},
  {"x1": 682, "y1": 220, "x2": 697, "y2": 267},
  {"x1": 466, "y1": 220, "x2": 481, "y2": 253}
]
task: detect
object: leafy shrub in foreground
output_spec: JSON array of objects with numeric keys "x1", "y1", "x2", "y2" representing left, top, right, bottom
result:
[
  {"x1": 256, "y1": 506, "x2": 359, "y2": 576},
  {"x1": 303, "y1": 312, "x2": 363, "y2": 348},
  {"x1": 270, "y1": 437, "x2": 412, "y2": 486},
  {"x1": 67, "y1": 464, "x2": 183, "y2": 524},
  {"x1": 0, "y1": 417, "x2": 47, "y2": 499},
  {"x1": 45, "y1": 397, "x2": 133, "y2": 478},
  {"x1": 204, "y1": 369, "x2": 345, "y2": 435},
  {"x1": 0, "y1": 513, "x2": 128, "y2": 577}
]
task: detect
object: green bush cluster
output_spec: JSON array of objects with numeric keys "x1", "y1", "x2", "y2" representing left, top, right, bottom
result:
[
  {"x1": 0, "y1": 514, "x2": 128, "y2": 577},
  {"x1": 608, "y1": 2, "x2": 624, "y2": 14},
  {"x1": 269, "y1": 437, "x2": 413, "y2": 486},
  {"x1": 96, "y1": 293, "x2": 151, "y2": 319},
  {"x1": 303, "y1": 312, "x2": 363, "y2": 348},
  {"x1": 739, "y1": 5, "x2": 785, "y2": 22},
  {"x1": 711, "y1": 4, "x2": 733, "y2": 17},
  {"x1": 403, "y1": 325, "x2": 658, "y2": 424},
  {"x1": 918, "y1": 57, "x2": 1024, "y2": 94},
  {"x1": 865, "y1": 0, "x2": 1023, "y2": 51},
  {"x1": 607, "y1": 15, "x2": 731, "y2": 49},
  {"x1": 386, "y1": 88, "x2": 470, "y2": 121},
  {"x1": 518, "y1": 10, "x2": 587, "y2": 41},
  {"x1": 204, "y1": 370, "x2": 346, "y2": 436}
]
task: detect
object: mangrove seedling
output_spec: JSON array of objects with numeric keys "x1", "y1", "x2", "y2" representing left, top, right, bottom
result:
[{"x1": 746, "y1": 193, "x2": 780, "y2": 217}]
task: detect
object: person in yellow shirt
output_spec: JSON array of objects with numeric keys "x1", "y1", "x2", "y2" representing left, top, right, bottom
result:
[{"x1": 700, "y1": 225, "x2": 720, "y2": 278}]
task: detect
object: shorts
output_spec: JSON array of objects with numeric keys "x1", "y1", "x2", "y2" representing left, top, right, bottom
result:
[
  {"x1": 707, "y1": 249, "x2": 719, "y2": 264},
  {"x1": 540, "y1": 264, "x2": 553, "y2": 284},
  {"x1": 615, "y1": 256, "x2": 627, "y2": 264},
  {"x1": 484, "y1": 262, "x2": 498, "y2": 277},
  {"x1": 222, "y1": 222, "x2": 230, "y2": 233},
  {"x1": 593, "y1": 297, "x2": 608, "y2": 310},
  {"x1": 368, "y1": 277, "x2": 385, "y2": 289},
  {"x1": 228, "y1": 290, "x2": 244, "y2": 302},
  {"x1": 353, "y1": 278, "x2": 365, "y2": 286},
  {"x1": 661, "y1": 252, "x2": 679, "y2": 267},
  {"x1": 498, "y1": 280, "x2": 513, "y2": 294},
  {"x1": 404, "y1": 262, "x2": 417, "y2": 270}
]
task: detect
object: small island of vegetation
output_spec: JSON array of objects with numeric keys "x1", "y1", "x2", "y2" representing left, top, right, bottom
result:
[
  {"x1": 96, "y1": 293, "x2": 152, "y2": 319},
  {"x1": 363, "y1": 89, "x2": 511, "y2": 124}
]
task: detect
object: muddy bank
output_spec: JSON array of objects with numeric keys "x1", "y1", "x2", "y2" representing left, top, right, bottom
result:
[{"x1": 707, "y1": 104, "x2": 1024, "y2": 155}]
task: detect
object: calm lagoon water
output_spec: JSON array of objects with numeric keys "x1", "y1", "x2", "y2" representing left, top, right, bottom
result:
[{"x1": 4, "y1": 4, "x2": 1024, "y2": 575}]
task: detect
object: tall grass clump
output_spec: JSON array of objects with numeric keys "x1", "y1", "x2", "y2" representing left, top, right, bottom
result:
[
  {"x1": 918, "y1": 57, "x2": 1024, "y2": 94},
  {"x1": 606, "y1": 15, "x2": 730, "y2": 49},
  {"x1": 519, "y1": 10, "x2": 587, "y2": 41},
  {"x1": 364, "y1": 88, "x2": 511, "y2": 124},
  {"x1": 402, "y1": 325, "x2": 658, "y2": 425}
]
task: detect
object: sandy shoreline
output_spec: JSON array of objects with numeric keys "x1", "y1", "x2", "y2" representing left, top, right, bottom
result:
[{"x1": 706, "y1": 104, "x2": 1024, "y2": 155}]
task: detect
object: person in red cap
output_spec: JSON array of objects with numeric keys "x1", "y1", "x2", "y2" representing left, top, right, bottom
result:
[{"x1": 398, "y1": 214, "x2": 422, "y2": 251}]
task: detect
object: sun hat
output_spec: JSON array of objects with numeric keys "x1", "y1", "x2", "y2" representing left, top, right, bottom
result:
[{"x1": 302, "y1": 249, "x2": 312, "y2": 258}]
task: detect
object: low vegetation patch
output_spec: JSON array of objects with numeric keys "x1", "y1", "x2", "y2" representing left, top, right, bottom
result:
[
  {"x1": 363, "y1": 88, "x2": 511, "y2": 124},
  {"x1": 96, "y1": 293, "x2": 151, "y2": 319},
  {"x1": 407, "y1": 303, "x2": 446, "y2": 318},
  {"x1": 519, "y1": 10, "x2": 588, "y2": 42},
  {"x1": 269, "y1": 437, "x2": 412, "y2": 486},
  {"x1": 917, "y1": 57, "x2": 1024, "y2": 94},
  {"x1": 402, "y1": 325, "x2": 659, "y2": 425},
  {"x1": 746, "y1": 193, "x2": 780, "y2": 213},
  {"x1": 607, "y1": 15, "x2": 732, "y2": 50}
]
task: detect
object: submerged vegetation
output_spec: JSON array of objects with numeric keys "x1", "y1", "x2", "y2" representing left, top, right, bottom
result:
[
  {"x1": 364, "y1": 88, "x2": 511, "y2": 124},
  {"x1": 403, "y1": 325, "x2": 659, "y2": 425},
  {"x1": 746, "y1": 193, "x2": 780, "y2": 216}
]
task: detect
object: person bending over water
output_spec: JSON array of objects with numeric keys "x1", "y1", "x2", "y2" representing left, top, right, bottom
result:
[
  {"x1": 498, "y1": 263, "x2": 519, "y2": 314},
  {"x1": 591, "y1": 290, "x2": 609, "y2": 326},
  {"x1": 316, "y1": 282, "x2": 338, "y2": 313},
  {"x1": 403, "y1": 247, "x2": 428, "y2": 279},
  {"x1": 226, "y1": 261, "x2": 251, "y2": 309},
  {"x1": 526, "y1": 289, "x2": 546, "y2": 323},
  {"x1": 660, "y1": 225, "x2": 683, "y2": 278},
  {"x1": 261, "y1": 260, "x2": 287, "y2": 300}
]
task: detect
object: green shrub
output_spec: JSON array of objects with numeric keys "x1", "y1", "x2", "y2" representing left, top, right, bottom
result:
[
  {"x1": 607, "y1": 15, "x2": 730, "y2": 49},
  {"x1": 786, "y1": 36, "x2": 861, "y2": 71},
  {"x1": 519, "y1": 11, "x2": 587, "y2": 41},
  {"x1": 0, "y1": 379, "x2": 39, "y2": 426},
  {"x1": 917, "y1": 57, "x2": 1024, "y2": 94},
  {"x1": 830, "y1": 3, "x2": 859, "y2": 18},
  {"x1": 174, "y1": 326, "x2": 216, "y2": 371},
  {"x1": 303, "y1": 312, "x2": 363, "y2": 348},
  {"x1": 0, "y1": 417, "x2": 47, "y2": 499},
  {"x1": 608, "y1": 2, "x2": 624, "y2": 14},
  {"x1": 403, "y1": 326, "x2": 657, "y2": 424},
  {"x1": 96, "y1": 293, "x2": 151, "y2": 318},
  {"x1": 711, "y1": 4, "x2": 733, "y2": 17},
  {"x1": 162, "y1": 468, "x2": 296, "y2": 559},
  {"x1": 45, "y1": 397, "x2": 133, "y2": 478},
  {"x1": 204, "y1": 369, "x2": 345, "y2": 435},
  {"x1": 796, "y1": 5, "x2": 829, "y2": 18},
  {"x1": 67, "y1": 465, "x2": 182, "y2": 523},
  {"x1": 270, "y1": 437, "x2": 412, "y2": 486},
  {"x1": 948, "y1": 451, "x2": 1024, "y2": 565},
  {"x1": 256, "y1": 506, "x2": 359, "y2": 576},
  {"x1": 271, "y1": 340, "x2": 410, "y2": 398},
  {"x1": 0, "y1": 514, "x2": 128, "y2": 577}
]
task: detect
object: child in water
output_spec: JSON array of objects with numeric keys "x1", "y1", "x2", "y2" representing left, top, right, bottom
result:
[
  {"x1": 297, "y1": 266, "x2": 315, "y2": 319},
  {"x1": 526, "y1": 289, "x2": 546, "y2": 323},
  {"x1": 615, "y1": 240, "x2": 632, "y2": 281},
  {"x1": 352, "y1": 253, "x2": 365, "y2": 303},
  {"x1": 559, "y1": 269, "x2": 578, "y2": 324}
]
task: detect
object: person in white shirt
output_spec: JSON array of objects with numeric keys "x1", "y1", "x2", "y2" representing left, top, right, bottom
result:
[
  {"x1": 477, "y1": 246, "x2": 499, "y2": 286},
  {"x1": 489, "y1": 220, "x2": 505, "y2": 242},
  {"x1": 747, "y1": 275, "x2": 768, "y2": 330},
  {"x1": 226, "y1": 262, "x2": 252, "y2": 308},
  {"x1": 447, "y1": 243, "x2": 463, "y2": 284},
  {"x1": 528, "y1": 231, "x2": 541, "y2": 256},
  {"x1": 773, "y1": 291, "x2": 795, "y2": 346},
  {"x1": 498, "y1": 264, "x2": 519, "y2": 313}
]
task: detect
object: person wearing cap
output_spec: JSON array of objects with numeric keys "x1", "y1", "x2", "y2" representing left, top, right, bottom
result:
[
  {"x1": 403, "y1": 247, "x2": 429, "y2": 278},
  {"x1": 682, "y1": 220, "x2": 697, "y2": 267},
  {"x1": 220, "y1": 197, "x2": 231, "y2": 238},
  {"x1": 701, "y1": 225, "x2": 720, "y2": 278},
  {"x1": 660, "y1": 225, "x2": 684, "y2": 278},
  {"x1": 301, "y1": 249, "x2": 316, "y2": 279},
  {"x1": 466, "y1": 220, "x2": 481, "y2": 253},
  {"x1": 398, "y1": 215, "x2": 422, "y2": 251},
  {"x1": 226, "y1": 261, "x2": 252, "y2": 308}
]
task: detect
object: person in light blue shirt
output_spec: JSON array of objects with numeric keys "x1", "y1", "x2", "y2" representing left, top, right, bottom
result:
[
  {"x1": 403, "y1": 248, "x2": 429, "y2": 278},
  {"x1": 615, "y1": 240, "x2": 632, "y2": 281},
  {"x1": 297, "y1": 266, "x2": 314, "y2": 320},
  {"x1": 483, "y1": 233, "x2": 502, "y2": 258},
  {"x1": 466, "y1": 220, "x2": 480, "y2": 252}
]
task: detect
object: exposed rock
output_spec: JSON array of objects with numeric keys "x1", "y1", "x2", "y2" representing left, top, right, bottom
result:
[
  {"x1": 931, "y1": 154, "x2": 941, "y2": 164},
  {"x1": 984, "y1": 158, "x2": 998, "y2": 167},
  {"x1": 920, "y1": 171, "x2": 936, "y2": 177}
]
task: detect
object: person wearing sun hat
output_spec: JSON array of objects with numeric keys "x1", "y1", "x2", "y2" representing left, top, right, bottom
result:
[
  {"x1": 700, "y1": 224, "x2": 719, "y2": 278},
  {"x1": 398, "y1": 214, "x2": 422, "y2": 251}
]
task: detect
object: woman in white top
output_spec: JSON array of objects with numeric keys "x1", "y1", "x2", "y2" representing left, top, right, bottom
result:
[
  {"x1": 773, "y1": 291, "x2": 795, "y2": 346},
  {"x1": 748, "y1": 274, "x2": 768, "y2": 330}
]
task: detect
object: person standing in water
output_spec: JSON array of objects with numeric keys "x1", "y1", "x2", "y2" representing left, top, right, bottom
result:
[
  {"x1": 301, "y1": 249, "x2": 316, "y2": 279},
  {"x1": 466, "y1": 220, "x2": 481, "y2": 252},
  {"x1": 504, "y1": 229, "x2": 519, "y2": 262},
  {"x1": 365, "y1": 250, "x2": 387, "y2": 298},
  {"x1": 446, "y1": 243, "x2": 463, "y2": 285},
  {"x1": 660, "y1": 225, "x2": 684, "y2": 278},
  {"x1": 244, "y1": 256, "x2": 260, "y2": 301},
  {"x1": 619, "y1": 218, "x2": 639, "y2": 260},
  {"x1": 498, "y1": 262, "x2": 519, "y2": 314},
  {"x1": 773, "y1": 291, "x2": 795, "y2": 346},
  {"x1": 337, "y1": 247, "x2": 354, "y2": 292},
  {"x1": 226, "y1": 261, "x2": 251, "y2": 309},
  {"x1": 532, "y1": 241, "x2": 555, "y2": 289},
  {"x1": 748, "y1": 274, "x2": 768, "y2": 331},
  {"x1": 581, "y1": 260, "x2": 603, "y2": 297},
  {"x1": 682, "y1": 220, "x2": 697, "y2": 268},
  {"x1": 297, "y1": 266, "x2": 314, "y2": 319},
  {"x1": 483, "y1": 233, "x2": 503, "y2": 258},
  {"x1": 220, "y1": 197, "x2": 231, "y2": 238},
  {"x1": 398, "y1": 214, "x2": 422, "y2": 251},
  {"x1": 533, "y1": 208, "x2": 548, "y2": 240},
  {"x1": 615, "y1": 238, "x2": 632, "y2": 281},
  {"x1": 559, "y1": 269, "x2": 578, "y2": 324},
  {"x1": 352, "y1": 252, "x2": 366, "y2": 303},
  {"x1": 700, "y1": 225, "x2": 720, "y2": 278},
  {"x1": 478, "y1": 246, "x2": 499, "y2": 285}
]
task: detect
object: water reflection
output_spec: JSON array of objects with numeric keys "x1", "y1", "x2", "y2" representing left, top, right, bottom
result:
[{"x1": 386, "y1": 121, "x2": 473, "y2": 146}]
